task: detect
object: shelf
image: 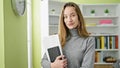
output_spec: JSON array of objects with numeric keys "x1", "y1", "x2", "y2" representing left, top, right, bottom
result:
[
  {"x1": 95, "y1": 49, "x2": 119, "y2": 51},
  {"x1": 86, "y1": 25, "x2": 118, "y2": 28},
  {"x1": 49, "y1": 24, "x2": 58, "y2": 27},
  {"x1": 94, "y1": 63, "x2": 113, "y2": 65},
  {"x1": 49, "y1": 14, "x2": 119, "y2": 18},
  {"x1": 49, "y1": 0, "x2": 65, "y2": 3},
  {"x1": 49, "y1": 14, "x2": 60, "y2": 17},
  {"x1": 81, "y1": 4, "x2": 118, "y2": 6},
  {"x1": 49, "y1": 25, "x2": 118, "y2": 28},
  {"x1": 90, "y1": 34, "x2": 118, "y2": 36},
  {"x1": 84, "y1": 16, "x2": 118, "y2": 18}
]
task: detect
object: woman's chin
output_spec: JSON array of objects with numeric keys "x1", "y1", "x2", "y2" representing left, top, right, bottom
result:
[{"x1": 68, "y1": 27, "x2": 75, "y2": 29}]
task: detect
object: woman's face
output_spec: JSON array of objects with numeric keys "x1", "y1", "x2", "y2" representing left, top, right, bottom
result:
[{"x1": 63, "y1": 6, "x2": 79, "y2": 29}]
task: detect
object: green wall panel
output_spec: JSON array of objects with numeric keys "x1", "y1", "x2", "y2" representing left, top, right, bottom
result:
[
  {"x1": 2, "y1": 0, "x2": 28, "y2": 68},
  {"x1": 0, "y1": 0, "x2": 5, "y2": 68}
]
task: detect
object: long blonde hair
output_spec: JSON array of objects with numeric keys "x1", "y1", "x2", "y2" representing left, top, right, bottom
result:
[{"x1": 58, "y1": 2, "x2": 89, "y2": 47}]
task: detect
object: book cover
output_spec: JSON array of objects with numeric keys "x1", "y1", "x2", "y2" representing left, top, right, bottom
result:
[
  {"x1": 43, "y1": 35, "x2": 63, "y2": 62},
  {"x1": 47, "y1": 46, "x2": 61, "y2": 62}
]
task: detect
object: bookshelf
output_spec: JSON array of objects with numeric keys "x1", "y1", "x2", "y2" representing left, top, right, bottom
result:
[
  {"x1": 82, "y1": 4, "x2": 120, "y2": 65},
  {"x1": 48, "y1": 0, "x2": 120, "y2": 65}
]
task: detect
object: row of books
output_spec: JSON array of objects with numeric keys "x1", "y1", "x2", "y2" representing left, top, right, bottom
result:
[
  {"x1": 95, "y1": 36, "x2": 118, "y2": 49},
  {"x1": 85, "y1": 19, "x2": 113, "y2": 27}
]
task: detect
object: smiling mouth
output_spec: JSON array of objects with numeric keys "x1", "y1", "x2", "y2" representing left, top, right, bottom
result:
[{"x1": 68, "y1": 23, "x2": 74, "y2": 26}]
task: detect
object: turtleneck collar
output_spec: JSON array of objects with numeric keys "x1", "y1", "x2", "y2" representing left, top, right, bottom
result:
[{"x1": 69, "y1": 28, "x2": 79, "y2": 37}]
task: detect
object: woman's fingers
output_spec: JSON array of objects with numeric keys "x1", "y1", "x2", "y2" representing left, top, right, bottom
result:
[
  {"x1": 54, "y1": 55, "x2": 67, "y2": 68},
  {"x1": 63, "y1": 58, "x2": 67, "y2": 63},
  {"x1": 62, "y1": 58, "x2": 67, "y2": 67},
  {"x1": 56, "y1": 55, "x2": 65, "y2": 60}
]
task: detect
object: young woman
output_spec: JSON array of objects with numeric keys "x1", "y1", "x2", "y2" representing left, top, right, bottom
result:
[{"x1": 41, "y1": 2, "x2": 95, "y2": 68}]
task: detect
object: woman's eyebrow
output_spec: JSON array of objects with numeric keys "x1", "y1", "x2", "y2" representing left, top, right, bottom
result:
[{"x1": 64, "y1": 12, "x2": 75, "y2": 16}]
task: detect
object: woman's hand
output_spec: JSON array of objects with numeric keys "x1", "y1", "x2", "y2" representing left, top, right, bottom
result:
[{"x1": 51, "y1": 55, "x2": 67, "y2": 68}]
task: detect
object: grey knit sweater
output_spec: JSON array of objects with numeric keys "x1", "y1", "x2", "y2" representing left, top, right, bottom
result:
[{"x1": 41, "y1": 29, "x2": 95, "y2": 68}]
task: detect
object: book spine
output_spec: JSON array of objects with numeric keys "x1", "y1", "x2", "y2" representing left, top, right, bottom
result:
[
  {"x1": 115, "y1": 36, "x2": 118, "y2": 49},
  {"x1": 100, "y1": 36, "x2": 105, "y2": 49}
]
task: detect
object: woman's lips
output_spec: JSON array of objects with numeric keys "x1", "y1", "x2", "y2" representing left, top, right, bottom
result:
[{"x1": 68, "y1": 23, "x2": 74, "y2": 26}]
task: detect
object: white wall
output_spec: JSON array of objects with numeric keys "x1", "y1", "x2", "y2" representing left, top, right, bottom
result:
[
  {"x1": 27, "y1": 0, "x2": 32, "y2": 68},
  {"x1": 41, "y1": 0, "x2": 49, "y2": 58}
]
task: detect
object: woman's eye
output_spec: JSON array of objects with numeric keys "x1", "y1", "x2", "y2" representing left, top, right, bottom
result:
[{"x1": 71, "y1": 14, "x2": 75, "y2": 17}]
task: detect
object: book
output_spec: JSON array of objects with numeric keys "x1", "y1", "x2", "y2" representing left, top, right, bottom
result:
[
  {"x1": 115, "y1": 36, "x2": 118, "y2": 49},
  {"x1": 85, "y1": 23, "x2": 96, "y2": 26},
  {"x1": 99, "y1": 19, "x2": 112, "y2": 25},
  {"x1": 95, "y1": 36, "x2": 118, "y2": 49},
  {"x1": 43, "y1": 34, "x2": 63, "y2": 62},
  {"x1": 100, "y1": 36, "x2": 105, "y2": 49},
  {"x1": 47, "y1": 46, "x2": 61, "y2": 62}
]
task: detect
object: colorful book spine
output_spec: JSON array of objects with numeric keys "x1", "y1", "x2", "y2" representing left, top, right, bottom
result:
[
  {"x1": 115, "y1": 36, "x2": 118, "y2": 49},
  {"x1": 100, "y1": 36, "x2": 105, "y2": 49},
  {"x1": 94, "y1": 35, "x2": 119, "y2": 63},
  {"x1": 94, "y1": 35, "x2": 118, "y2": 49},
  {"x1": 107, "y1": 36, "x2": 110, "y2": 49},
  {"x1": 99, "y1": 19, "x2": 112, "y2": 25}
]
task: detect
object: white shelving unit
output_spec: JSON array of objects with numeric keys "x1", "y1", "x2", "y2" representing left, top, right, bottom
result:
[
  {"x1": 49, "y1": 0, "x2": 65, "y2": 35},
  {"x1": 48, "y1": 0, "x2": 120, "y2": 65}
]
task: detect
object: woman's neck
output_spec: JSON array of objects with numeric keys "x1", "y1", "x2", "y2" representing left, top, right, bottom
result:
[{"x1": 69, "y1": 28, "x2": 79, "y2": 37}]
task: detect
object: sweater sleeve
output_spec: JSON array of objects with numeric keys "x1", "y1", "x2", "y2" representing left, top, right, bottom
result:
[
  {"x1": 80, "y1": 37, "x2": 95, "y2": 68},
  {"x1": 41, "y1": 53, "x2": 51, "y2": 68}
]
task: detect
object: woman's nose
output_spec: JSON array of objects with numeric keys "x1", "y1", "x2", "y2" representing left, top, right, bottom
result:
[{"x1": 68, "y1": 16, "x2": 72, "y2": 22}]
